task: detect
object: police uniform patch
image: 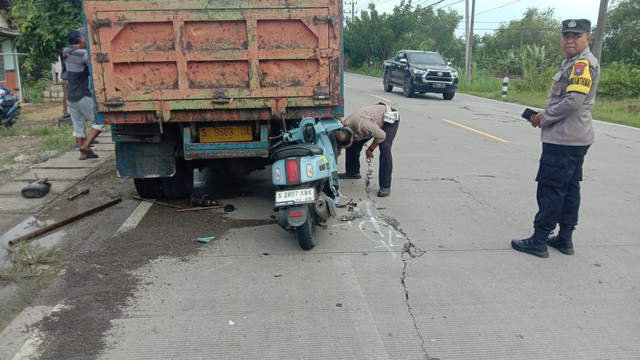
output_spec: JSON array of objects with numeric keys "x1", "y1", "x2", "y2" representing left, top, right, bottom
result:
[{"x1": 567, "y1": 59, "x2": 592, "y2": 94}]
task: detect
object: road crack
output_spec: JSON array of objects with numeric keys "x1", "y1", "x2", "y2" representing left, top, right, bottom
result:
[{"x1": 362, "y1": 162, "x2": 429, "y2": 358}]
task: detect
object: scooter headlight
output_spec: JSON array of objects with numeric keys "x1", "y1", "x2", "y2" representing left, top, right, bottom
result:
[{"x1": 302, "y1": 123, "x2": 315, "y2": 143}]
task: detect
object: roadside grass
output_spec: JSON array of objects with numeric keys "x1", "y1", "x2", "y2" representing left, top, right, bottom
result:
[
  {"x1": 0, "y1": 124, "x2": 74, "y2": 166},
  {"x1": 0, "y1": 242, "x2": 70, "y2": 332},
  {"x1": 0, "y1": 243, "x2": 65, "y2": 282},
  {"x1": 346, "y1": 66, "x2": 640, "y2": 128}
]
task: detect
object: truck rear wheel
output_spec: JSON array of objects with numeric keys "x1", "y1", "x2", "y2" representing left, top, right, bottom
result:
[
  {"x1": 383, "y1": 72, "x2": 393, "y2": 92},
  {"x1": 133, "y1": 161, "x2": 193, "y2": 199},
  {"x1": 134, "y1": 178, "x2": 163, "y2": 199},
  {"x1": 403, "y1": 77, "x2": 414, "y2": 98},
  {"x1": 443, "y1": 91, "x2": 455, "y2": 100},
  {"x1": 159, "y1": 161, "x2": 193, "y2": 199}
]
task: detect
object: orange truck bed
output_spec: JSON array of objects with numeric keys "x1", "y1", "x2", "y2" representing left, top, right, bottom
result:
[{"x1": 82, "y1": 0, "x2": 343, "y2": 186}]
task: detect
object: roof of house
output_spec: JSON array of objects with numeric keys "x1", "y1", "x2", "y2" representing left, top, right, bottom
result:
[{"x1": 0, "y1": 14, "x2": 20, "y2": 37}]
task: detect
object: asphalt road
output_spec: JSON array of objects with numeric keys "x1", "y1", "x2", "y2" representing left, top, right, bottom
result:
[{"x1": 1, "y1": 72, "x2": 639, "y2": 359}]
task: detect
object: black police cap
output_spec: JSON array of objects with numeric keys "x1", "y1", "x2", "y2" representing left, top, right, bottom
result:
[{"x1": 562, "y1": 19, "x2": 591, "y2": 34}]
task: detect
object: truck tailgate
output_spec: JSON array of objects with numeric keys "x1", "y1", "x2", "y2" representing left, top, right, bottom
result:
[{"x1": 84, "y1": 0, "x2": 343, "y2": 122}]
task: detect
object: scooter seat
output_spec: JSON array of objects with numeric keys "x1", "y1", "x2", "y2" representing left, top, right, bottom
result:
[{"x1": 271, "y1": 143, "x2": 323, "y2": 160}]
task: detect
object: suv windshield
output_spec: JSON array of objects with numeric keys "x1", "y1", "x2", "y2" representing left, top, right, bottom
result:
[{"x1": 408, "y1": 52, "x2": 446, "y2": 65}]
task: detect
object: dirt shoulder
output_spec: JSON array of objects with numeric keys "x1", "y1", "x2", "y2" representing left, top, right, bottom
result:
[{"x1": 0, "y1": 102, "x2": 66, "y2": 184}]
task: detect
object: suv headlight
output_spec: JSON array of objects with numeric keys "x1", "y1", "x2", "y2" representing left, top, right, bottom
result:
[
  {"x1": 412, "y1": 68, "x2": 426, "y2": 75},
  {"x1": 451, "y1": 70, "x2": 459, "y2": 78}
]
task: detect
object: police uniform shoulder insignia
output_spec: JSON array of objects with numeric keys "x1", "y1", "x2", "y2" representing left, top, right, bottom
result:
[{"x1": 567, "y1": 59, "x2": 592, "y2": 94}]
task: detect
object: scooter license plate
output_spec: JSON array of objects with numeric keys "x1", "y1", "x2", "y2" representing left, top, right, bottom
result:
[{"x1": 275, "y1": 188, "x2": 315, "y2": 206}]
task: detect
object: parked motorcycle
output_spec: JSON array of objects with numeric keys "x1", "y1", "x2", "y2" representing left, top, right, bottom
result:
[
  {"x1": 271, "y1": 117, "x2": 343, "y2": 250},
  {"x1": 0, "y1": 85, "x2": 21, "y2": 128}
]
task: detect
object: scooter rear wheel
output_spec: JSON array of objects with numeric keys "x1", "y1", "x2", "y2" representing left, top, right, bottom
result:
[{"x1": 296, "y1": 212, "x2": 316, "y2": 250}]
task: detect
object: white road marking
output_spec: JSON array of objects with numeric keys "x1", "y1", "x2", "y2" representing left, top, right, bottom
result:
[{"x1": 115, "y1": 201, "x2": 153, "y2": 236}]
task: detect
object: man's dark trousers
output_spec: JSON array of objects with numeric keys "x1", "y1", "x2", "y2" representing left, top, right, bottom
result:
[
  {"x1": 534, "y1": 142, "x2": 590, "y2": 231},
  {"x1": 345, "y1": 121, "x2": 399, "y2": 188}
]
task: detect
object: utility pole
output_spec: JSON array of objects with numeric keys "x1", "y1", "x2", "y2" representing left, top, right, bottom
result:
[
  {"x1": 464, "y1": 0, "x2": 470, "y2": 85},
  {"x1": 464, "y1": 0, "x2": 475, "y2": 85},
  {"x1": 345, "y1": 1, "x2": 357, "y2": 22},
  {"x1": 592, "y1": 0, "x2": 608, "y2": 62}
]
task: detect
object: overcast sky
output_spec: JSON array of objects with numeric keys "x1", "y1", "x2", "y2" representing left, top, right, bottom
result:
[{"x1": 347, "y1": 0, "x2": 604, "y2": 36}]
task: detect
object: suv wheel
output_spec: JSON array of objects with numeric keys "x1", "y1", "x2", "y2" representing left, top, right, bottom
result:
[
  {"x1": 443, "y1": 91, "x2": 455, "y2": 100},
  {"x1": 403, "y1": 77, "x2": 414, "y2": 98},
  {"x1": 383, "y1": 72, "x2": 393, "y2": 92}
]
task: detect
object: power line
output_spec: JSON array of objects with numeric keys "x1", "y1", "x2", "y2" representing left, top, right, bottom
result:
[{"x1": 476, "y1": 0, "x2": 522, "y2": 16}]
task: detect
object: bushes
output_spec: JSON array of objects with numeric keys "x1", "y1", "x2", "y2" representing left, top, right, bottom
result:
[{"x1": 597, "y1": 62, "x2": 640, "y2": 100}]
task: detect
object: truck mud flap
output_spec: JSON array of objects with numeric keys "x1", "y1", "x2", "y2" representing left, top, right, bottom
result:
[{"x1": 115, "y1": 142, "x2": 175, "y2": 178}]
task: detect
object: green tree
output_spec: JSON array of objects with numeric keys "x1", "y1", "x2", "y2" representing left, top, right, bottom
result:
[
  {"x1": 343, "y1": 0, "x2": 461, "y2": 67},
  {"x1": 476, "y1": 8, "x2": 562, "y2": 65},
  {"x1": 603, "y1": 0, "x2": 640, "y2": 65},
  {"x1": 6, "y1": 0, "x2": 83, "y2": 79}
]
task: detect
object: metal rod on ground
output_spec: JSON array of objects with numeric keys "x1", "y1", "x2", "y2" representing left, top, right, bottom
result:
[
  {"x1": 8, "y1": 198, "x2": 122, "y2": 246},
  {"x1": 132, "y1": 196, "x2": 183, "y2": 209},
  {"x1": 176, "y1": 205, "x2": 224, "y2": 212}
]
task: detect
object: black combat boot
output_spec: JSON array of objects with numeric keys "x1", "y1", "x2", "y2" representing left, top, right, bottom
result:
[
  {"x1": 547, "y1": 225, "x2": 574, "y2": 255},
  {"x1": 511, "y1": 228, "x2": 550, "y2": 258}
]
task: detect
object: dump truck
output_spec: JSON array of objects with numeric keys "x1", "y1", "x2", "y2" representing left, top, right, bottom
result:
[{"x1": 82, "y1": 0, "x2": 344, "y2": 198}]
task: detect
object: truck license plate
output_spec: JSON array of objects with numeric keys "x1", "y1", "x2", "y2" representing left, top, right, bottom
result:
[
  {"x1": 433, "y1": 83, "x2": 444, "y2": 88},
  {"x1": 200, "y1": 126, "x2": 252, "y2": 143},
  {"x1": 275, "y1": 188, "x2": 315, "y2": 206}
]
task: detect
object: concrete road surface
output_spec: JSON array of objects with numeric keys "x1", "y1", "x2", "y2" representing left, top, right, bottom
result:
[{"x1": 0, "y1": 72, "x2": 638, "y2": 360}]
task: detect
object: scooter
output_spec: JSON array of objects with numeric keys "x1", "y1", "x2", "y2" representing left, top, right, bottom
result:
[
  {"x1": 0, "y1": 85, "x2": 21, "y2": 128},
  {"x1": 271, "y1": 117, "x2": 343, "y2": 250}
]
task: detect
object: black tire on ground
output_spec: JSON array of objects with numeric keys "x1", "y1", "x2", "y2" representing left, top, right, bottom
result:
[
  {"x1": 443, "y1": 91, "x2": 455, "y2": 100},
  {"x1": 383, "y1": 72, "x2": 393, "y2": 92},
  {"x1": 159, "y1": 161, "x2": 193, "y2": 199},
  {"x1": 296, "y1": 210, "x2": 316, "y2": 250},
  {"x1": 134, "y1": 178, "x2": 163, "y2": 199},
  {"x1": 403, "y1": 77, "x2": 414, "y2": 98}
]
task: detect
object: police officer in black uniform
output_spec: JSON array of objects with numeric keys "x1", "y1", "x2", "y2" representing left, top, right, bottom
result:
[{"x1": 511, "y1": 19, "x2": 600, "y2": 258}]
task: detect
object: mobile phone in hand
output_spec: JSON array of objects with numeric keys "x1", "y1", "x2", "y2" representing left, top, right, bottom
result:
[{"x1": 521, "y1": 108, "x2": 537, "y2": 121}]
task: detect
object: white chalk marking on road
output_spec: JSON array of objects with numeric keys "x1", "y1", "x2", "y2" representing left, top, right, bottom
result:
[
  {"x1": 115, "y1": 201, "x2": 153, "y2": 236},
  {"x1": 358, "y1": 202, "x2": 402, "y2": 258}
]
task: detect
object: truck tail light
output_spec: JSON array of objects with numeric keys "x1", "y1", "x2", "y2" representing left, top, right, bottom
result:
[{"x1": 286, "y1": 159, "x2": 299, "y2": 183}]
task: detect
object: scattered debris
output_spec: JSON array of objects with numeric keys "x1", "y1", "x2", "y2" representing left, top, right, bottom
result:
[
  {"x1": 67, "y1": 188, "x2": 90, "y2": 201},
  {"x1": 190, "y1": 191, "x2": 220, "y2": 207},
  {"x1": 21, "y1": 178, "x2": 52, "y2": 199},
  {"x1": 340, "y1": 214, "x2": 356, "y2": 221},
  {"x1": 132, "y1": 196, "x2": 182, "y2": 209},
  {"x1": 224, "y1": 204, "x2": 236, "y2": 212},
  {"x1": 196, "y1": 236, "x2": 215, "y2": 243},
  {"x1": 177, "y1": 204, "x2": 224, "y2": 212}
]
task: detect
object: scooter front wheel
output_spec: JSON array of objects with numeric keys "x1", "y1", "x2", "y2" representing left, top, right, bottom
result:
[{"x1": 296, "y1": 213, "x2": 316, "y2": 250}]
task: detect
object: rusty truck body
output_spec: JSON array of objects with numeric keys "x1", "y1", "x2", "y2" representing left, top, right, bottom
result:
[{"x1": 82, "y1": 0, "x2": 344, "y2": 198}]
